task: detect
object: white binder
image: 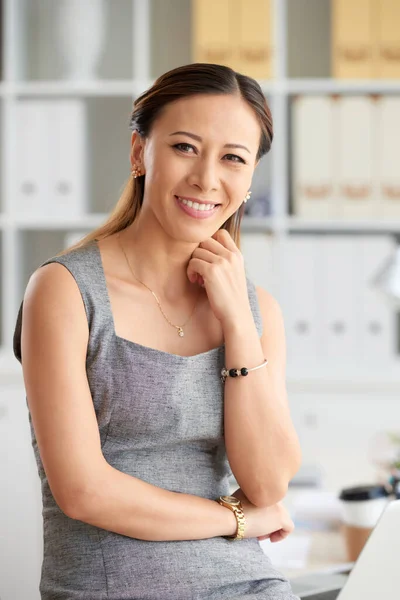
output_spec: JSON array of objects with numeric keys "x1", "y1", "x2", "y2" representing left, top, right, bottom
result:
[
  {"x1": 336, "y1": 96, "x2": 378, "y2": 219},
  {"x1": 376, "y1": 96, "x2": 400, "y2": 218},
  {"x1": 280, "y1": 235, "x2": 319, "y2": 369},
  {"x1": 47, "y1": 100, "x2": 87, "y2": 217},
  {"x1": 291, "y1": 95, "x2": 336, "y2": 219},
  {"x1": 357, "y1": 235, "x2": 398, "y2": 364},
  {"x1": 14, "y1": 100, "x2": 52, "y2": 216},
  {"x1": 317, "y1": 236, "x2": 360, "y2": 365}
]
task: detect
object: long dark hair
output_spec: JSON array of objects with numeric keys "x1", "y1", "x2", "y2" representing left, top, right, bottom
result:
[{"x1": 57, "y1": 63, "x2": 273, "y2": 256}]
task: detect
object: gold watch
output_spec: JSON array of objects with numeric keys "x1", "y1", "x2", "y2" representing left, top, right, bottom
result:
[{"x1": 218, "y1": 495, "x2": 246, "y2": 540}]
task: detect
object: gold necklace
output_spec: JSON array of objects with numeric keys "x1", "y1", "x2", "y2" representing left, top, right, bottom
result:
[{"x1": 117, "y1": 232, "x2": 199, "y2": 338}]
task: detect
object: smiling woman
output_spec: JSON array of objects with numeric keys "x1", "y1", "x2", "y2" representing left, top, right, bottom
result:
[
  {"x1": 125, "y1": 90, "x2": 264, "y2": 248},
  {"x1": 13, "y1": 63, "x2": 300, "y2": 600}
]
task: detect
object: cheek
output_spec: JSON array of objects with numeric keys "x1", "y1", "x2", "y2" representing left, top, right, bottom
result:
[
  {"x1": 225, "y1": 175, "x2": 249, "y2": 201},
  {"x1": 149, "y1": 150, "x2": 185, "y2": 186}
]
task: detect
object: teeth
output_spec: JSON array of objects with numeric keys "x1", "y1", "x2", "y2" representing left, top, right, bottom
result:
[{"x1": 177, "y1": 197, "x2": 216, "y2": 211}]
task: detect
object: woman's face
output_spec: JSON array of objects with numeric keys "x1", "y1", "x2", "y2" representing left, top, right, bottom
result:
[{"x1": 132, "y1": 93, "x2": 262, "y2": 243}]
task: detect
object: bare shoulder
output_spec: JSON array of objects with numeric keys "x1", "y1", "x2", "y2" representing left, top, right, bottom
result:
[
  {"x1": 21, "y1": 259, "x2": 91, "y2": 391},
  {"x1": 27, "y1": 258, "x2": 82, "y2": 295},
  {"x1": 24, "y1": 261, "x2": 89, "y2": 335}
]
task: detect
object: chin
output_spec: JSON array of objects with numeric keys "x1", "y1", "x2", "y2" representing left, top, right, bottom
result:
[{"x1": 175, "y1": 222, "x2": 226, "y2": 244}]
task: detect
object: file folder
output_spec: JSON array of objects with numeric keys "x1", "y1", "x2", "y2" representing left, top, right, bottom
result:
[
  {"x1": 292, "y1": 95, "x2": 336, "y2": 219},
  {"x1": 332, "y1": 0, "x2": 376, "y2": 79}
]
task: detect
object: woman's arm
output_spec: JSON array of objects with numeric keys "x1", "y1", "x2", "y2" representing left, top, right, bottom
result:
[
  {"x1": 222, "y1": 286, "x2": 302, "y2": 508},
  {"x1": 71, "y1": 464, "x2": 239, "y2": 541},
  {"x1": 20, "y1": 263, "x2": 237, "y2": 541},
  {"x1": 187, "y1": 230, "x2": 302, "y2": 508}
]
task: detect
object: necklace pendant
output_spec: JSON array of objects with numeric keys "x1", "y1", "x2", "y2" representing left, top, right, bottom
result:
[{"x1": 178, "y1": 327, "x2": 184, "y2": 337}]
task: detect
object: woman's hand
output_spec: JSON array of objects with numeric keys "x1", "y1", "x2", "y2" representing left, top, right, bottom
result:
[
  {"x1": 230, "y1": 487, "x2": 294, "y2": 543},
  {"x1": 187, "y1": 229, "x2": 252, "y2": 327}
]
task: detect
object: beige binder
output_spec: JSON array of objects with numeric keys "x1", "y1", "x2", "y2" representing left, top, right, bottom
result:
[
  {"x1": 336, "y1": 96, "x2": 378, "y2": 218},
  {"x1": 376, "y1": 96, "x2": 400, "y2": 218},
  {"x1": 235, "y1": 0, "x2": 272, "y2": 78},
  {"x1": 375, "y1": 0, "x2": 400, "y2": 79},
  {"x1": 292, "y1": 95, "x2": 336, "y2": 219},
  {"x1": 331, "y1": 0, "x2": 376, "y2": 78},
  {"x1": 192, "y1": 0, "x2": 236, "y2": 69}
]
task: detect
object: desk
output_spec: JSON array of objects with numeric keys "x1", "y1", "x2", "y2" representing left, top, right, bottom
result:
[{"x1": 265, "y1": 528, "x2": 350, "y2": 580}]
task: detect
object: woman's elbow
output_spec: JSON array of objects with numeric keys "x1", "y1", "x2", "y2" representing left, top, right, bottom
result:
[
  {"x1": 250, "y1": 480, "x2": 289, "y2": 508},
  {"x1": 252, "y1": 453, "x2": 302, "y2": 508}
]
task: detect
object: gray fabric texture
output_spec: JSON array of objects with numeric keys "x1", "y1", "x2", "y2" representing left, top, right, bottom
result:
[{"x1": 13, "y1": 239, "x2": 299, "y2": 600}]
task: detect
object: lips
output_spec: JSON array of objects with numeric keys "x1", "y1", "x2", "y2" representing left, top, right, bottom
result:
[
  {"x1": 176, "y1": 196, "x2": 219, "y2": 210},
  {"x1": 174, "y1": 195, "x2": 221, "y2": 219}
]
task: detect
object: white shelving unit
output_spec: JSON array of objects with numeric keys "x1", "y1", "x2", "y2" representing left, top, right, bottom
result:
[{"x1": 1, "y1": 0, "x2": 400, "y2": 386}]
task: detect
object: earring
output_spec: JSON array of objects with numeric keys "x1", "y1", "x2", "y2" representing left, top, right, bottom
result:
[
  {"x1": 131, "y1": 164, "x2": 142, "y2": 178},
  {"x1": 244, "y1": 190, "x2": 252, "y2": 203}
]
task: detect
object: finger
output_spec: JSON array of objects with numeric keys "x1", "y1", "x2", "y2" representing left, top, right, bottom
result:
[
  {"x1": 212, "y1": 228, "x2": 239, "y2": 252},
  {"x1": 192, "y1": 247, "x2": 223, "y2": 264},
  {"x1": 188, "y1": 272, "x2": 205, "y2": 286},
  {"x1": 199, "y1": 236, "x2": 232, "y2": 259},
  {"x1": 270, "y1": 530, "x2": 286, "y2": 543},
  {"x1": 187, "y1": 257, "x2": 209, "y2": 285}
]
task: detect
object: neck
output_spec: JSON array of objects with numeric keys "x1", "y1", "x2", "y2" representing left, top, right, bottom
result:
[{"x1": 118, "y1": 217, "x2": 200, "y2": 304}]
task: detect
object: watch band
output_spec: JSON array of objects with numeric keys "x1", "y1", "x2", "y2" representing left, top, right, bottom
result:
[{"x1": 218, "y1": 495, "x2": 246, "y2": 540}]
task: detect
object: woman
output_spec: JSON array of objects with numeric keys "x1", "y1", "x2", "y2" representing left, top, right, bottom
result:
[{"x1": 13, "y1": 63, "x2": 301, "y2": 599}]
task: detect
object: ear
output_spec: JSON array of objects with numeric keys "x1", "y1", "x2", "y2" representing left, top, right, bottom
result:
[{"x1": 130, "y1": 131, "x2": 146, "y2": 170}]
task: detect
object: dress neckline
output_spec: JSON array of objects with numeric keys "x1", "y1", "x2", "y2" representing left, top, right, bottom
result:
[{"x1": 91, "y1": 238, "x2": 225, "y2": 361}]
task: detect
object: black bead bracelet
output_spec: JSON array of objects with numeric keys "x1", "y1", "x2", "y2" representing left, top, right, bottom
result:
[{"x1": 220, "y1": 358, "x2": 268, "y2": 384}]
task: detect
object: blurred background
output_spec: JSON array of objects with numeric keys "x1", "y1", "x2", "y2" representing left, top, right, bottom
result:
[{"x1": 1, "y1": 0, "x2": 400, "y2": 597}]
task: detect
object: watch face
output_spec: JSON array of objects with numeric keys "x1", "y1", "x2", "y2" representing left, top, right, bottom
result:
[{"x1": 221, "y1": 495, "x2": 240, "y2": 506}]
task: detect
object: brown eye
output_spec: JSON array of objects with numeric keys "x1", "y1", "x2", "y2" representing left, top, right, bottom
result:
[
  {"x1": 173, "y1": 143, "x2": 195, "y2": 153},
  {"x1": 225, "y1": 154, "x2": 245, "y2": 164}
]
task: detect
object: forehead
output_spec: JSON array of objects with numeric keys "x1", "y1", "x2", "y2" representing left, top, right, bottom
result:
[{"x1": 152, "y1": 93, "x2": 261, "y2": 150}]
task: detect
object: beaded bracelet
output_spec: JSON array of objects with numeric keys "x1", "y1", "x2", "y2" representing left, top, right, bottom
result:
[{"x1": 220, "y1": 358, "x2": 268, "y2": 384}]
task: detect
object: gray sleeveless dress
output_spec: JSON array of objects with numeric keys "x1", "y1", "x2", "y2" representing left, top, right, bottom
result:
[{"x1": 13, "y1": 239, "x2": 299, "y2": 600}]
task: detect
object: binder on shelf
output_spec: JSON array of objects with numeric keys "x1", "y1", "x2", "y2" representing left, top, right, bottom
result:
[
  {"x1": 331, "y1": 0, "x2": 376, "y2": 79},
  {"x1": 357, "y1": 236, "x2": 397, "y2": 364},
  {"x1": 281, "y1": 236, "x2": 319, "y2": 368},
  {"x1": 235, "y1": 0, "x2": 272, "y2": 79},
  {"x1": 15, "y1": 99, "x2": 87, "y2": 219},
  {"x1": 14, "y1": 101, "x2": 52, "y2": 217},
  {"x1": 316, "y1": 236, "x2": 360, "y2": 364},
  {"x1": 291, "y1": 95, "x2": 336, "y2": 219},
  {"x1": 376, "y1": 96, "x2": 400, "y2": 218},
  {"x1": 48, "y1": 100, "x2": 88, "y2": 218},
  {"x1": 192, "y1": 0, "x2": 235, "y2": 69},
  {"x1": 375, "y1": 0, "x2": 400, "y2": 79},
  {"x1": 335, "y1": 96, "x2": 378, "y2": 219}
]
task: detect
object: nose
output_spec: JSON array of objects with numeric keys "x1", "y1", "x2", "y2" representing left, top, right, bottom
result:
[{"x1": 187, "y1": 156, "x2": 219, "y2": 194}]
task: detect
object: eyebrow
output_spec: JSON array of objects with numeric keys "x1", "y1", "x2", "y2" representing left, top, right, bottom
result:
[{"x1": 169, "y1": 130, "x2": 251, "y2": 154}]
